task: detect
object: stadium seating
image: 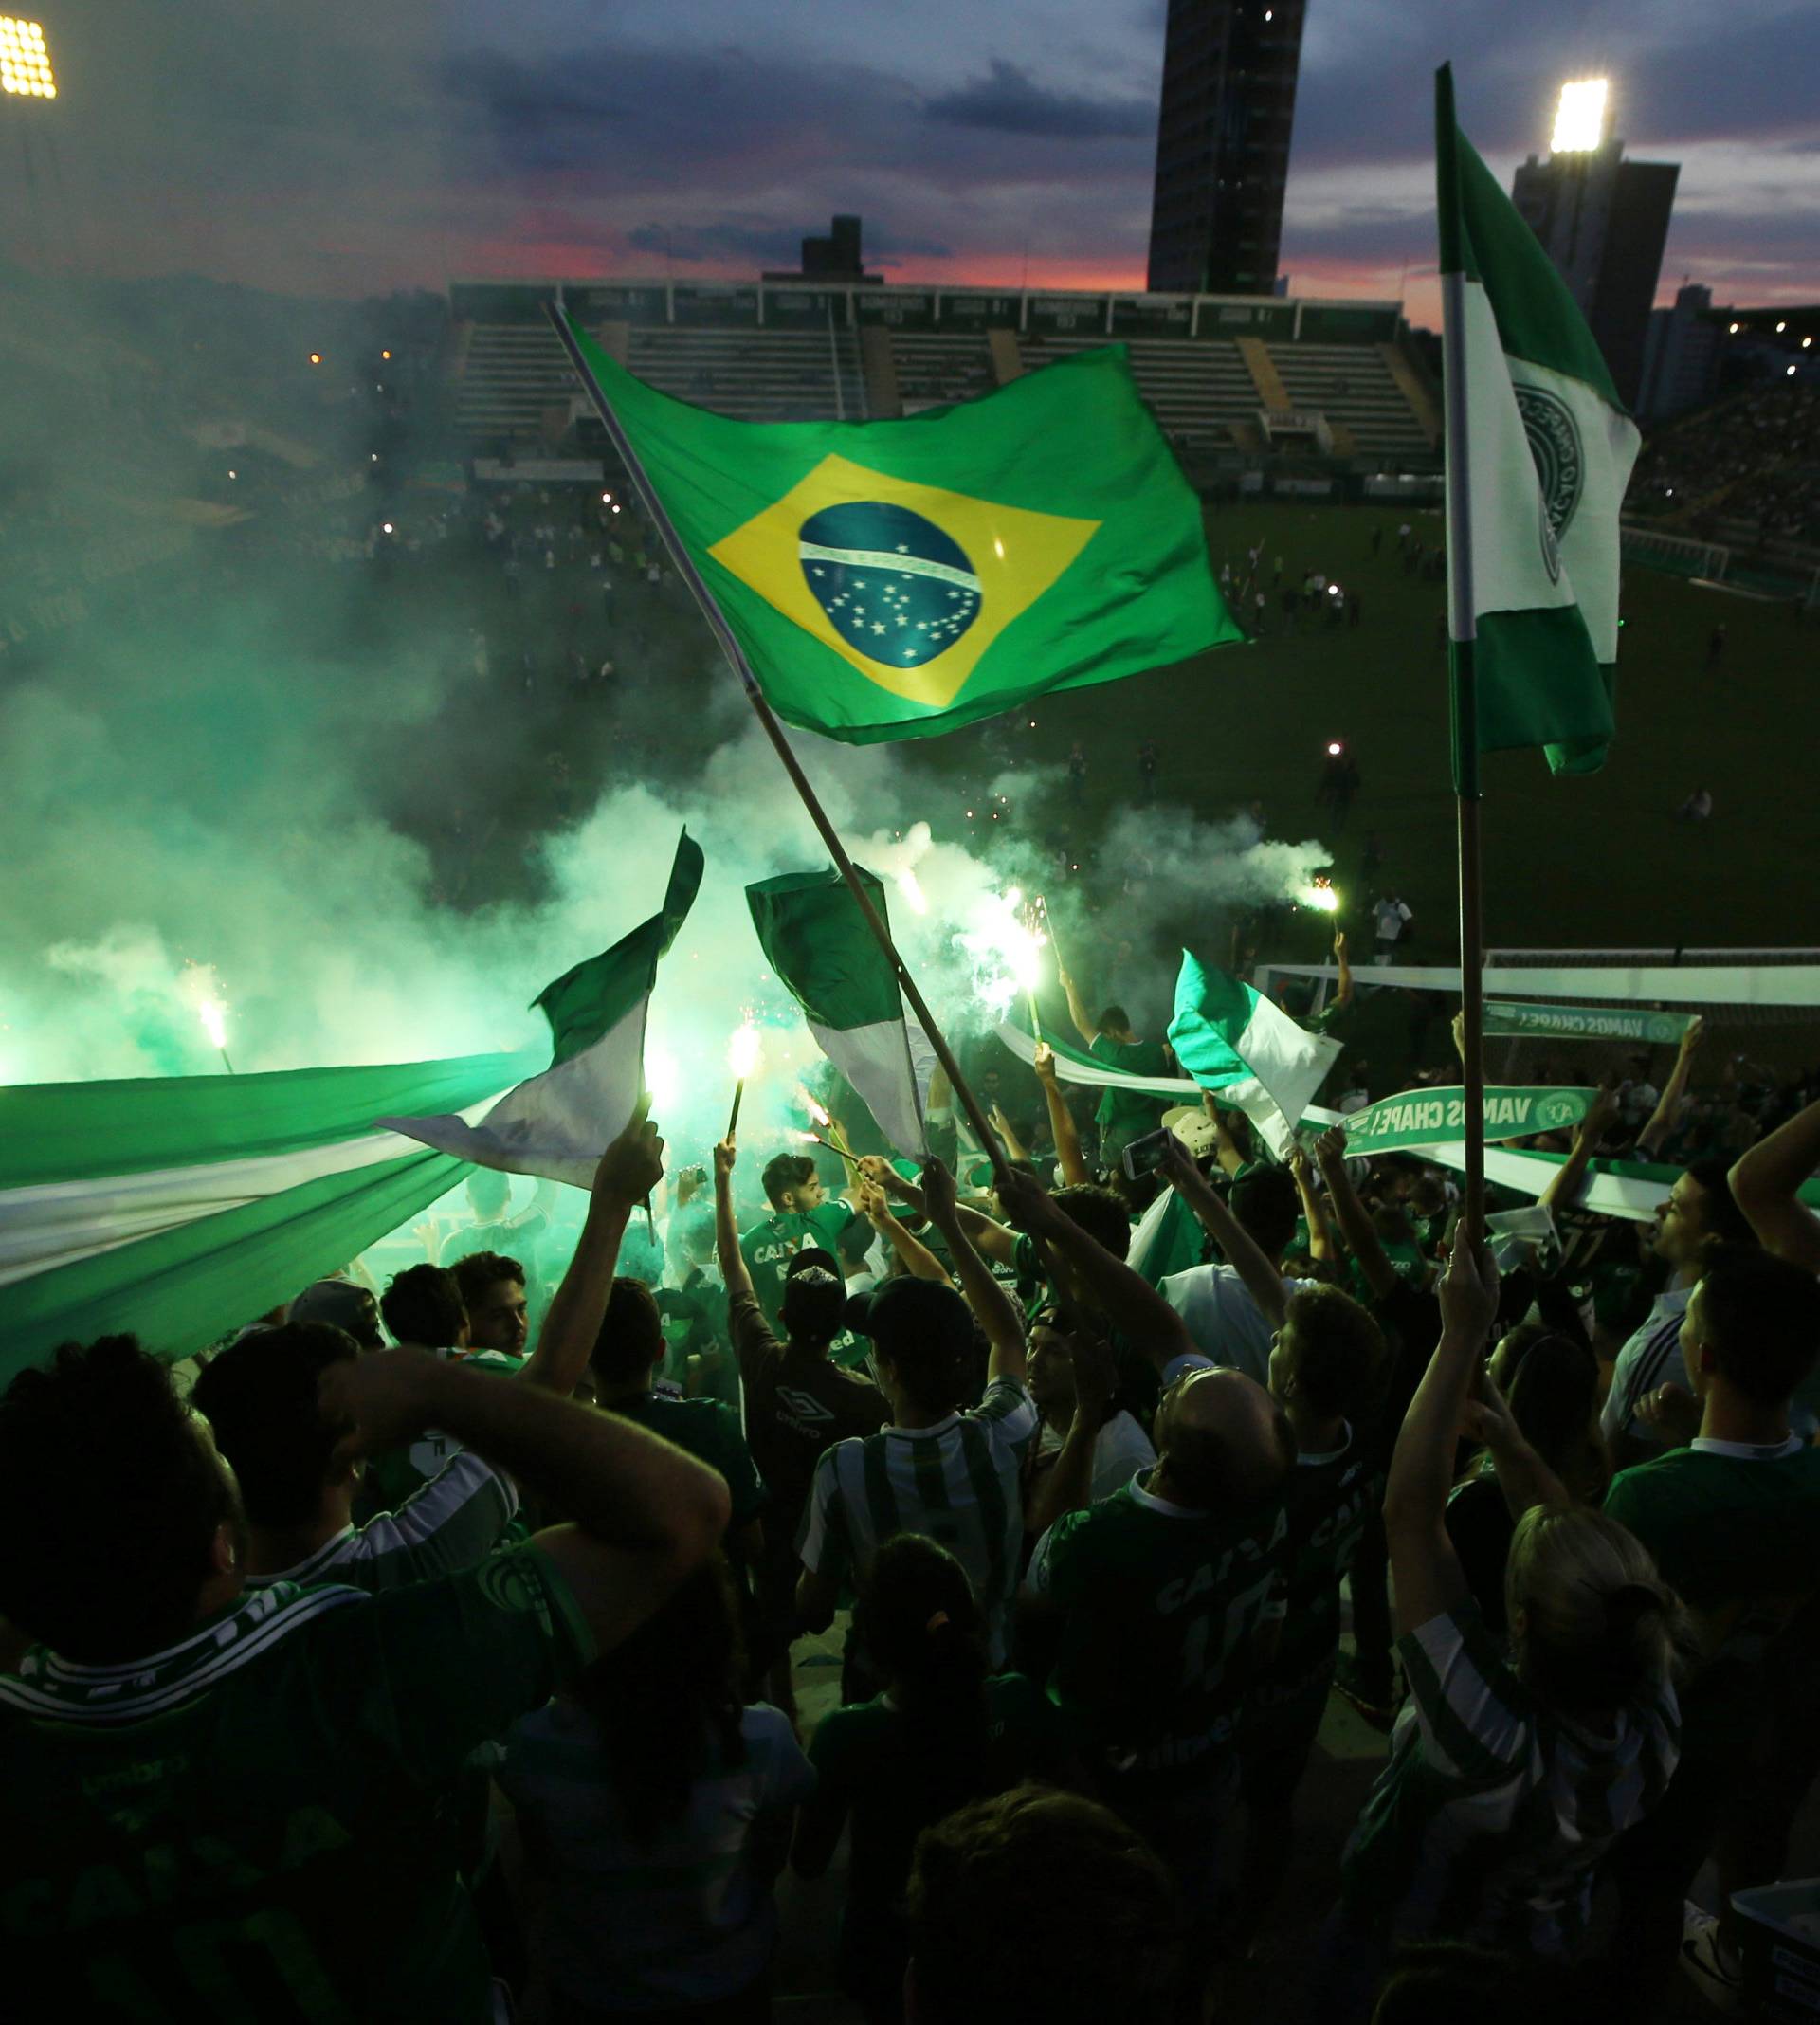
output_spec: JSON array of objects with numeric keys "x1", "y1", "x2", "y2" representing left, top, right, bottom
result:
[
  {"x1": 1267, "y1": 344, "x2": 1434, "y2": 456},
  {"x1": 1015, "y1": 334, "x2": 1261, "y2": 447}
]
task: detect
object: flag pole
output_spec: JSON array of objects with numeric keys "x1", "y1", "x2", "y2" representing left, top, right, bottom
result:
[
  {"x1": 1436, "y1": 63, "x2": 1486, "y2": 1238},
  {"x1": 547, "y1": 303, "x2": 1011, "y2": 1186}
]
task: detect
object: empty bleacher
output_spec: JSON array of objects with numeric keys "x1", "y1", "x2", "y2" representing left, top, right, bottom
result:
[
  {"x1": 1014, "y1": 334, "x2": 1262, "y2": 448},
  {"x1": 625, "y1": 326, "x2": 867, "y2": 422},
  {"x1": 1268, "y1": 344, "x2": 1431, "y2": 456},
  {"x1": 889, "y1": 332, "x2": 997, "y2": 410},
  {"x1": 455, "y1": 321, "x2": 583, "y2": 441}
]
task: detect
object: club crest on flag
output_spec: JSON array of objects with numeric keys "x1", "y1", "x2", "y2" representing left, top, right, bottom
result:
[
  {"x1": 707, "y1": 452, "x2": 1101, "y2": 708},
  {"x1": 1514, "y1": 379, "x2": 1585, "y2": 582}
]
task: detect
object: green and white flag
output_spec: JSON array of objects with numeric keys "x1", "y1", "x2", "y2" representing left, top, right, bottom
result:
[
  {"x1": 0, "y1": 1049, "x2": 538, "y2": 1384},
  {"x1": 1166, "y1": 954, "x2": 1342, "y2": 1160},
  {"x1": 995, "y1": 1018, "x2": 1200, "y2": 1098},
  {"x1": 1436, "y1": 64, "x2": 1641, "y2": 776},
  {"x1": 1485, "y1": 999, "x2": 1692, "y2": 1045},
  {"x1": 1338, "y1": 1084, "x2": 1594, "y2": 1157},
  {"x1": 383, "y1": 830, "x2": 703, "y2": 1186},
  {"x1": 746, "y1": 867, "x2": 933, "y2": 1157}
]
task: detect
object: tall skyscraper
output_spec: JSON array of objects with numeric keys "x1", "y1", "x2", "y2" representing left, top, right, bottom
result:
[
  {"x1": 1145, "y1": 0, "x2": 1308, "y2": 298},
  {"x1": 1511, "y1": 82, "x2": 1679, "y2": 410}
]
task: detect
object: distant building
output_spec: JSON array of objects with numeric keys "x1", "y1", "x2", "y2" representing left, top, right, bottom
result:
[
  {"x1": 1637, "y1": 284, "x2": 1724, "y2": 424},
  {"x1": 1146, "y1": 0, "x2": 1308, "y2": 297},
  {"x1": 763, "y1": 215, "x2": 881, "y2": 285},
  {"x1": 1512, "y1": 131, "x2": 1679, "y2": 410}
]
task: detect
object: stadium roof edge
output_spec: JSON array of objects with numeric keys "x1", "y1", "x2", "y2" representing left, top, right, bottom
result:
[{"x1": 446, "y1": 277, "x2": 1406, "y2": 317}]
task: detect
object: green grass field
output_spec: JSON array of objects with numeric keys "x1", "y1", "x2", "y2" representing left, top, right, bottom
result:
[{"x1": 902, "y1": 500, "x2": 1819, "y2": 965}]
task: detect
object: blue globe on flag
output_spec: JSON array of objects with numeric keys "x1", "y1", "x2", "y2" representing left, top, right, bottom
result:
[{"x1": 798, "y1": 501, "x2": 982, "y2": 668}]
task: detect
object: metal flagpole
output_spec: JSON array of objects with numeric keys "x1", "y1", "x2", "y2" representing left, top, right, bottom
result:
[
  {"x1": 1436, "y1": 64, "x2": 1486, "y2": 1237},
  {"x1": 546, "y1": 301, "x2": 1011, "y2": 1185}
]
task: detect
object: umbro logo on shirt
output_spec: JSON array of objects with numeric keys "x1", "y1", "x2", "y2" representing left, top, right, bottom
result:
[{"x1": 776, "y1": 1388, "x2": 837, "y2": 1426}]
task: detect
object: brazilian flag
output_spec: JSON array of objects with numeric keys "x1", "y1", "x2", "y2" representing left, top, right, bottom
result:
[{"x1": 566, "y1": 319, "x2": 1240, "y2": 743}]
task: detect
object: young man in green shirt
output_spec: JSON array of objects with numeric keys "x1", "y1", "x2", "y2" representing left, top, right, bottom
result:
[
  {"x1": 1598, "y1": 1244, "x2": 1820, "y2": 2013},
  {"x1": 0, "y1": 1279, "x2": 730, "y2": 2022},
  {"x1": 1058, "y1": 964, "x2": 1172, "y2": 1172},
  {"x1": 737, "y1": 1152, "x2": 859, "y2": 1330}
]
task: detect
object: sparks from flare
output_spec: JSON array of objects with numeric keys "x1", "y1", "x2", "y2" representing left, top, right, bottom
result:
[
  {"x1": 793, "y1": 1084, "x2": 831, "y2": 1129},
  {"x1": 728, "y1": 1021, "x2": 762, "y2": 1079},
  {"x1": 958, "y1": 888, "x2": 1049, "y2": 1021},
  {"x1": 1300, "y1": 878, "x2": 1340, "y2": 915}
]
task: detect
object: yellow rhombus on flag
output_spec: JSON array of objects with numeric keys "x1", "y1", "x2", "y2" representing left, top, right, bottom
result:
[{"x1": 565, "y1": 321, "x2": 1242, "y2": 743}]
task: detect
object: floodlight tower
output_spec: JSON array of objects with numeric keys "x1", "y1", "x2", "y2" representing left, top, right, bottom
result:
[{"x1": 2, "y1": 17, "x2": 61, "y2": 268}]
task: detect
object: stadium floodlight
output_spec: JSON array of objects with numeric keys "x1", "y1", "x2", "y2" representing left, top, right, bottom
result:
[
  {"x1": 1775, "y1": 320, "x2": 1787, "y2": 334},
  {"x1": 1550, "y1": 79, "x2": 1608, "y2": 153},
  {"x1": 1805, "y1": 338, "x2": 1813, "y2": 350},
  {"x1": 1729, "y1": 322, "x2": 1741, "y2": 334},
  {"x1": 0, "y1": 16, "x2": 56, "y2": 98}
]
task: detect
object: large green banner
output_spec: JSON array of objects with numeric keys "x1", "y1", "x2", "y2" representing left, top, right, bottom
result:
[
  {"x1": 1485, "y1": 1000, "x2": 1692, "y2": 1045},
  {"x1": 1338, "y1": 1085, "x2": 1592, "y2": 1156}
]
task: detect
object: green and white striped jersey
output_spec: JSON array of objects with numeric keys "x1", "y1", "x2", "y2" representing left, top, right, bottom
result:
[
  {"x1": 799, "y1": 1377, "x2": 1037, "y2": 1665},
  {"x1": 250, "y1": 1450, "x2": 518, "y2": 1595},
  {"x1": 1341, "y1": 1600, "x2": 1680, "y2": 1954},
  {"x1": 0, "y1": 1543, "x2": 593, "y2": 2020}
]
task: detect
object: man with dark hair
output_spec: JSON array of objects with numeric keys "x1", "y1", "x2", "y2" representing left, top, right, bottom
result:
[
  {"x1": 1239, "y1": 1278, "x2": 1389, "y2": 1936},
  {"x1": 797, "y1": 1160, "x2": 1034, "y2": 1672},
  {"x1": 737, "y1": 1152, "x2": 859, "y2": 1331},
  {"x1": 1157, "y1": 1162, "x2": 1317, "y2": 1383},
  {"x1": 1601, "y1": 1158, "x2": 1756, "y2": 1465},
  {"x1": 450, "y1": 1249, "x2": 532, "y2": 1363},
  {"x1": 1057, "y1": 965, "x2": 1172, "y2": 1173},
  {"x1": 1598, "y1": 1246, "x2": 1820, "y2": 2011},
  {"x1": 587, "y1": 1277, "x2": 767, "y2": 1564},
  {"x1": 194, "y1": 1322, "x2": 518, "y2": 1592},
  {"x1": 903, "y1": 1786, "x2": 1179, "y2": 2025},
  {"x1": 381, "y1": 1262, "x2": 469, "y2": 1354},
  {"x1": 715, "y1": 1140, "x2": 884, "y2": 1682},
  {"x1": 0, "y1": 1311, "x2": 730, "y2": 2017}
]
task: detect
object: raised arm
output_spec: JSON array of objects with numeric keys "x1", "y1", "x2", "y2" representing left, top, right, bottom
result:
[
  {"x1": 1730, "y1": 1090, "x2": 1820, "y2": 1272},
  {"x1": 1314, "y1": 1127, "x2": 1398, "y2": 1299},
  {"x1": 1201, "y1": 1094, "x2": 1247, "y2": 1178},
  {"x1": 996, "y1": 1165, "x2": 1193, "y2": 1373},
  {"x1": 861, "y1": 1155, "x2": 1017, "y2": 1266},
  {"x1": 1331, "y1": 929, "x2": 1355, "y2": 1013},
  {"x1": 921, "y1": 1157, "x2": 1027, "y2": 1381},
  {"x1": 1380, "y1": 1231, "x2": 1501, "y2": 1634},
  {"x1": 1636, "y1": 1018, "x2": 1703, "y2": 1159},
  {"x1": 990, "y1": 1103, "x2": 1030, "y2": 1166},
  {"x1": 1034, "y1": 1041, "x2": 1090, "y2": 1187},
  {"x1": 711, "y1": 1138, "x2": 755, "y2": 1304},
  {"x1": 320, "y1": 1348, "x2": 730, "y2": 1653},
  {"x1": 858, "y1": 1175, "x2": 949, "y2": 1285},
  {"x1": 1538, "y1": 1086, "x2": 1620, "y2": 1215},
  {"x1": 1025, "y1": 1334, "x2": 1118, "y2": 1535},
  {"x1": 521, "y1": 1101, "x2": 661, "y2": 1395},
  {"x1": 1058, "y1": 965, "x2": 1100, "y2": 1049},
  {"x1": 1289, "y1": 1142, "x2": 1337, "y2": 1270},
  {"x1": 1157, "y1": 1136, "x2": 1287, "y2": 1329}
]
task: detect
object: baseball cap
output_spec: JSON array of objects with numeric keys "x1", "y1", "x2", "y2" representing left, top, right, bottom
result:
[
  {"x1": 1160, "y1": 1106, "x2": 1217, "y2": 1160},
  {"x1": 290, "y1": 1277, "x2": 381, "y2": 1348},
  {"x1": 842, "y1": 1275, "x2": 973, "y2": 1359},
  {"x1": 786, "y1": 1246, "x2": 841, "y2": 1282}
]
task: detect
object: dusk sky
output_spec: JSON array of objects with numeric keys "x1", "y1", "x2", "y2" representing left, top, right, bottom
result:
[{"x1": 7, "y1": 0, "x2": 1817, "y2": 327}]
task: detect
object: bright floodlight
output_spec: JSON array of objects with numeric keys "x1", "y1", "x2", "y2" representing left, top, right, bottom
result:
[
  {"x1": 0, "y1": 16, "x2": 56, "y2": 98},
  {"x1": 1551, "y1": 78, "x2": 1608, "y2": 153}
]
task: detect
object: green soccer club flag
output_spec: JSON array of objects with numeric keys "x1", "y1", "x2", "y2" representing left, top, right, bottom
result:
[
  {"x1": 1166, "y1": 954, "x2": 1341, "y2": 1160},
  {"x1": 0, "y1": 1049, "x2": 540, "y2": 1382},
  {"x1": 746, "y1": 867, "x2": 934, "y2": 1157},
  {"x1": 1436, "y1": 64, "x2": 1641, "y2": 776},
  {"x1": 564, "y1": 320, "x2": 1240, "y2": 743},
  {"x1": 1484, "y1": 999, "x2": 1693, "y2": 1046},
  {"x1": 383, "y1": 830, "x2": 703, "y2": 1187}
]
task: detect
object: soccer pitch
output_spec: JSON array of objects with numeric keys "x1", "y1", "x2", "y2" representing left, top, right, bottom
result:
[{"x1": 913, "y1": 499, "x2": 1819, "y2": 965}]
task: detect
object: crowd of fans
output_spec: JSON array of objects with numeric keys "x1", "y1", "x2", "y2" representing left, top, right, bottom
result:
[
  {"x1": 5, "y1": 978, "x2": 1820, "y2": 2025},
  {"x1": 1629, "y1": 380, "x2": 1820, "y2": 549}
]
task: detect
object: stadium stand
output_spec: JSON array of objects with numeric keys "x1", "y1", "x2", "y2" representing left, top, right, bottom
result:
[{"x1": 446, "y1": 281, "x2": 1438, "y2": 475}]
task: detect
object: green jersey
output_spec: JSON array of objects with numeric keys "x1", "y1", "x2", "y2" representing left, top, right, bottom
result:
[
  {"x1": 1605, "y1": 1437, "x2": 1820, "y2": 1751},
  {"x1": 359, "y1": 1348, "x2": 526, "y2": 1517},
  {"x1": 1088, "y1": 1034, "x2": 1169, "y2": 1139},
  {"x1": 611, "y1": 1394, "x2": 768, "y2": 1530},
  {"x1": 1253, "y1": 1431, "x2": 1383, "y2": 1726},
  {"x1": 0, "y1": 1542, "x2": 592, "y2": 2021},
  {"x1": 1027, "y1": 1472, "x2": 1289, "y2": 1774},
  {"x1": 737, "y1": 1204, "x2": 858, "y2": 1330},
  {"x1": 252, "y1": 1451, "x2": 518, "y2": 1596}
]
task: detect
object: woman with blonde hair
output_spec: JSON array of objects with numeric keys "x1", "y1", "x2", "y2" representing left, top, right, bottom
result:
[{"x1": 1320, "y1": 1231, "x2": 1687, "y2": 2018}]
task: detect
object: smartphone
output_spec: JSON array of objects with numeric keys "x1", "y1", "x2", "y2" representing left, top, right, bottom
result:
[{"x1": 1121, "y1": 1126, "x2": 1175, "y2": 1181}]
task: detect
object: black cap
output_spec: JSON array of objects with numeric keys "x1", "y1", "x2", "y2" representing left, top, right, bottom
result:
[
  {"x1": 785, "y1": 1246, "x2": 841, "y2": 1283},
  {"x1": 842, "y1": 1275, "x2": 972, "y2": 1359}
]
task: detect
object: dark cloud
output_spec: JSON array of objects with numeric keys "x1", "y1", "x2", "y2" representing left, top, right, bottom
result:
[{"x1": 924, "y1": 58, "x2": 1154, "y2": 139}]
